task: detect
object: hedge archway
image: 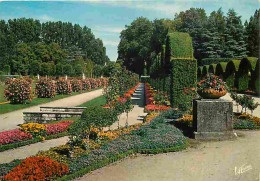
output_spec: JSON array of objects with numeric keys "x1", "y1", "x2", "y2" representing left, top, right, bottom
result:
[
  {"x1": 208, "y1": 64, "x2": 217, "y2": 74},
  {"x1": 237, "y1": 57, "x2": 258, "y2": 91},
  {"x1": 202, "y1": 65, "x2": 209, "y2": 77},
  {"x1": 197, "y1": 67, "x2": 203, "y2": 80},
  {"x1": 225, "y1": 59, "x2": 240, "y2": 89},
  {"x1": 215, "y1": 62, "x2": 228, "y2": 78}
]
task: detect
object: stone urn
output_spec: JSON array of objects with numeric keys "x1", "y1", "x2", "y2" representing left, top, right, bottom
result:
[{"x1": 198, "y1": 88, "x2": 227, "y2": 99}]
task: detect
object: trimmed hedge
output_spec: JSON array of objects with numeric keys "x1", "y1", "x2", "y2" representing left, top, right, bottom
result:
[
  {"x1": 225, "y1": 59, "x2": 240, "y2": 88},
  {"x1": 170, "y1": 58, "x2": 197, "y2": 110},
  {"x1": 165, "y1": 32, "x2": 193, "y2": 59},
  {"x1": 208, "y1": 64, "x2": 217, "y2": 74},
  {"x1": 254, "y1": 59, "x2": 260, "y2": 95},
  {"x1": 150, "y1": 76, "x2": 171, "y2": 96},
  {"x1": 199, "y1": 58, "x2": 233, "y2": 66},
  {"x1": 215, "y1": 62, "x2": 228, "y2": 77},
  {"x1": 197, "y1": 67, "x2": 203, "y2": 80},
  {"x1": 202, "y1": 65, "x2": 209, "y2": 77}
]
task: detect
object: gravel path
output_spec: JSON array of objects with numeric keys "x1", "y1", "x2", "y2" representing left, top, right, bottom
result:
[
  {"x1": 75, "y1": 130, "x2": 260, "y2": 181},
  {"x1": 0, "y1": 89, "x2": 103, "y2": 132},
  {"x1": 0, "y1": 136, "x2": 69, "y2": 164}
]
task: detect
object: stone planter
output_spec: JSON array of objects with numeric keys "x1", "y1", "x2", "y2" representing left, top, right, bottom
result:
[{"x1": 198, "y1": 88, "x2": 227, "y2": 99}]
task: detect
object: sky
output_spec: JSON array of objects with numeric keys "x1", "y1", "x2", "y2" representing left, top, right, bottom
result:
[{"x1": 0, "y1": 0, "x2": 259, "y2": 61}]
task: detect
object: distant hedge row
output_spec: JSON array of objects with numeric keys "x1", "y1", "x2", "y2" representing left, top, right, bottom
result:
[
  {"x1": 199, "y1": 58, "x2": 233, "y2": 66},
  {"x1": 198, "y1": 57, "x2": 259, "y2": 94}
]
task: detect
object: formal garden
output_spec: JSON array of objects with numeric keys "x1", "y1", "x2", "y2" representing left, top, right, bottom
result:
[{"x1": 0, "y1": 5, "x2": 259, "y2": 181}]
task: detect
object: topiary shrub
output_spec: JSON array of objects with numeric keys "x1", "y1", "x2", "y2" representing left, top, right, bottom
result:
[
  {"x1": 170, "y1": 58, "x2": 197, "y2": 110},
  {"x1": 70, "y1": 79, "x2": 82, "y2": 92},
  {"x1": 202, "y1": 65, "x2": 209, "y2": 77},
  {"x1": 4, "y1": 78, "x2": 32, "y2": 104},
  {"x1": 35, "y1": 78, "x2": 56, "y2": 98},
  {"x1": 56, "y1": 79, "x2": 72, "y2": 95},
  {"x1": 164, "y1": 32, "x2": 193, "y2": 74},
  {"x1": 69, "y1": 106, "x2": 117, "y2": 137},
  {"x1": 4, "y1": 156, "x2": 69, "y2": 181}
]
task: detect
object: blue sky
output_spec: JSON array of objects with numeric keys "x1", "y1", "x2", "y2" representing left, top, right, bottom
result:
[{"x1": 0, "y1": 0, "x2": 258, "y2": 61}]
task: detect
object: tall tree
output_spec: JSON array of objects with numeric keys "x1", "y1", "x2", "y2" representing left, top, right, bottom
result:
[
  {"x1": 223, "y1": 9, "x2": 247, "y2": 58},
  {"x1": 245, "y1": 9, "x2": 259, "y2": 57},
  {"x1": 118, "y1": 17, "x2": 153, "y2": 75}
]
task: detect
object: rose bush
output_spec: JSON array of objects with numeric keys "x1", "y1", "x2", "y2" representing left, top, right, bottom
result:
[
  {"x1": 35, "y1": 78, "x2": 56, "y2": 98},
  {"x1": 70, "y1": 79, "x2": 82, "y2": 92},
  {"x1": 4, "y1": 78, "x2": 32, "y2": 104},
  {"x1": 56, "y1": 79, "x2": 72, "y2": 95}
]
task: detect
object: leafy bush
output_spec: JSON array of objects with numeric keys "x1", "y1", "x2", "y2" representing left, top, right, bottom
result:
[
  {"x1": 35, "y1": 78, "x2": 56, "y2": 98},
  {"x1": 69, "y1": 106, "x2": 117, "y2": 137},
  {"x1": 56, "y1": 79, "x2": 72, "y2": 95},
  {"x1": 4, "y1": 78, "x2": 32, "y2": 104},
  {"x1": 4, "y1": 156, "x2": 69, "y2": 181}
]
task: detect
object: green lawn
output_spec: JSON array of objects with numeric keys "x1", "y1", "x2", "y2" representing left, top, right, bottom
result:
[
  {"x1": 0, "y1": 88, "x2": 101, "y2": 114},
  {"x1": 0, "y1": 83, "x2": 6, "y2": 102},
  {"x1": 77, "y1": 95, "x2": 106, "y2": 107}
]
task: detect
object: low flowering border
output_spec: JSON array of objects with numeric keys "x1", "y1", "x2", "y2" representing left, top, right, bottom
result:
[
  {"x1": 0, "y1": 121, "x2": 74, "y2": 152},
  {"x1": 144, "y1": 83, "x2": 171, "y2": 112}
]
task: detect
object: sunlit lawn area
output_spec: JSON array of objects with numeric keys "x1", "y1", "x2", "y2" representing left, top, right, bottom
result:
[{"x1": 77, "y1": 95, "x2": 106, "y2": 107}]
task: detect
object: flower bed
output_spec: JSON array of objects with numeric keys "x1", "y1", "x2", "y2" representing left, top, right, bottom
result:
[
  {"x1": 4, "y1": 156, "x2": 69, "y2": 181},
  {"x1": 145, "y1": 83, "x2": 171, "y2": 112},
  {"x1": 0, "y1": 121, "x2": 74, "y2": 147},
  {"x1": 0, "y1": 109, "x2": 187, "y2": 180}
]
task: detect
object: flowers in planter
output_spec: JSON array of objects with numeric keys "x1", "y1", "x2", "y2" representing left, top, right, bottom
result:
[
  {"x1": 56, "y1": 79, "x2": 72, "y2": 95},
  {"x1": 0, "y1": 129, "x2": 32, "y2": 146},
  {"x1": 4, "y1": 78, "x2": 32, "y2": 104},
  {"x1": 4, "y1": 156, "x2": 69, "y2": 181},
  {"x1": 35, "y1": 78, "x2": 56, "y2": 98},
  {"x1": 198, "y1": 74, "x2": 226, "y2": 92}
]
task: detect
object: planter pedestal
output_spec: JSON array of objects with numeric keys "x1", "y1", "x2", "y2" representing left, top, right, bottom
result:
[{"x1": 193, "y1": 99, "x2": 236, "y2": 140}]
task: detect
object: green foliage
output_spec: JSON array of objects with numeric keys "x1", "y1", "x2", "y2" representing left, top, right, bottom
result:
[
  {"x1": 208, "y1": 64, "x2": 217, "y2": 74},
  {"x1": 69, "y1": 106, "x2": 117, "y2": 137},
  {"x1": 171, "y1": 58, "x2": 197, "y2": 110},
  {"x1": 63, "y1": 64, "x2": 73, "y2": 76},
  {"x1": 3, "y1": 65, "x2": 10, "y2": 75}
]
